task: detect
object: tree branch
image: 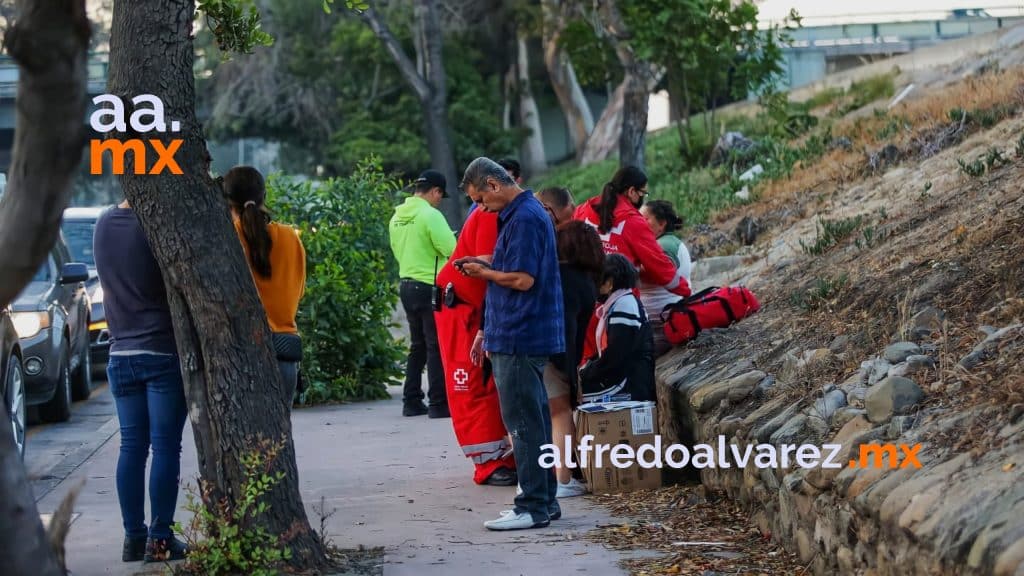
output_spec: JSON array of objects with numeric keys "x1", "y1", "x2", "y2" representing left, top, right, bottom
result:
[
  {"x1": 358, "y1": 4, "x2": 431, "y2": 103},
  {"x1": 0, "y1": 0, "x2": 90, "y2": 307}
]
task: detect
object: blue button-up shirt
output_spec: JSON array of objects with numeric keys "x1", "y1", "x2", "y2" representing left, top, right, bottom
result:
[{"x1": 484, "y1": 190, "x2": 565, "y2": 356}]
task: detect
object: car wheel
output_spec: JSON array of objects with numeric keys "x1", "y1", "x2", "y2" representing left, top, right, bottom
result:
[
  {"x1": 40, "y1": 345, "x2": 72, "y2": 423},
  {"x1": 6, "y1": 354, "x2": 26, "y2": 459},
  {"x1": 71, "y1": 335, "x2": 92, "y2": 401}
]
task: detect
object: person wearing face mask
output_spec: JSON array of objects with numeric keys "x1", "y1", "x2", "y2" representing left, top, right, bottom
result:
[
  {"x1": 573, "y1": 166, "x2": 690, "y2": 300},
  {"x1": 578, "y1": 254, "x2": 655, "y2": 403}
]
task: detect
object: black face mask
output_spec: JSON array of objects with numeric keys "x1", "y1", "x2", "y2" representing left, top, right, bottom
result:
[{"x1": 596, "y1": 292, "x2": 610, "y2": 304}]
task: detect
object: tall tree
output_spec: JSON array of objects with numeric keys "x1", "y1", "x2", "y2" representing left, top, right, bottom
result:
[
  {"x1": 106, "y1": 0, "x2": 325, "y2": 569},
  {"x1": 593, "y1": 0, "x2": 657, "y2": 170},
  {"x1": 516, "y1": 32, "x2": 547, "y2": 176},
  {"x1": 0, "y1": 0, "x2": 91, "y2": 573},
  {"x1": 541, "y1": 0, "x2": 594, "y2": 162},
  {"x1": 355, "y1": 0, "x2": 465, "y2": 227}
]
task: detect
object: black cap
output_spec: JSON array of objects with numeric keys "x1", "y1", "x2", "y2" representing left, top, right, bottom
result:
[{"x1": 415, "y1": 169, "x2": 448, "y2": 197}]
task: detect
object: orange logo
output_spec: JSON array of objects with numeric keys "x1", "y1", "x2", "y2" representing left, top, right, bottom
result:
[{"x1": 847, "y1": 443, "x2": 922, "y2": 469}]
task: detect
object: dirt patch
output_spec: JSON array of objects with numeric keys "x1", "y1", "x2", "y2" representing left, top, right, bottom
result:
[{"x1": 587, "y1": 485, "x2": 801, "y2": 575}]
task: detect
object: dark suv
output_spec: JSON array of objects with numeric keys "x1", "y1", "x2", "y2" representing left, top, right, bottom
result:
[
  {"x1": 10, "y1": 236, "x2": 91, "y2": 422},
  {"x1": 62, "y1": 207, "x2": 111, "y2": 377}
]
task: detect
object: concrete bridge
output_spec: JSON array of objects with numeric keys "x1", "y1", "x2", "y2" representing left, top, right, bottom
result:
[{"x1": 777, "y1": 13, "x2": 1024, "y2": 88}]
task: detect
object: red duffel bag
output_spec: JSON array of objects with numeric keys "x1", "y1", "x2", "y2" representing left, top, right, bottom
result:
[{"x1": 661, "y1": 286, "x2": 761, "y2": 346}]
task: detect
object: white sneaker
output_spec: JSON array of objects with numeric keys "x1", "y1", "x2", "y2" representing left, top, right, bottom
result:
[
  {"x1": 556, "y1": 478, "x2": 587, "y2": 498},
  {"x1": 516, "y1": 483, "x2": 522, "y2": 495},
  {"x1": 484, "y1": 510, "x2": 548, "y2": 531}
]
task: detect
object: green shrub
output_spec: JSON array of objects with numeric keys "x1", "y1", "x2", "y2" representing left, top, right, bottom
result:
[
  {"x1": 268, "y1": 158, "x2": 404, "y2": 403},
  {"x1": 800, "y1": 215, "x2": 864, "y2": 255},
  {"x1": 177, "y1": 439, "x2": 292, "y2": 576}
]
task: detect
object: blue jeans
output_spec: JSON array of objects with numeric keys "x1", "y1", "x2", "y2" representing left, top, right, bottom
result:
[
  {"x1": 490, "y1": 353, "x2": 559, "y2": 523},
  {"x1": 108, "y1": 354, "x2": 188, "y2": 540}
]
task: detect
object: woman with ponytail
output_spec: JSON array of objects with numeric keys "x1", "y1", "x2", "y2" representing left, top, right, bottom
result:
[
  {"x1": 573, "y1": 166, "x2": 690, "y2": 297},
  {"x1": 223, "y1": 166, "x2": 307, "y2": 399}
]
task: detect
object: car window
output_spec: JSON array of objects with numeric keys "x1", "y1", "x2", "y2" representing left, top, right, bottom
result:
[{"x1": 63, "y1": 220, "x2": 96, "y2": 267}]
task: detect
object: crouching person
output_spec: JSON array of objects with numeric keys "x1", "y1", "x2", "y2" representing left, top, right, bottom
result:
[{"x1": 579, "y1": 254, "x2": 656, "y2": 403}]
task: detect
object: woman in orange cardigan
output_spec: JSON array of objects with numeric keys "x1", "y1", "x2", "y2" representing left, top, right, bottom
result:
[{"x1": 223, "y1": 166, "x2": 307, "y2": 399}]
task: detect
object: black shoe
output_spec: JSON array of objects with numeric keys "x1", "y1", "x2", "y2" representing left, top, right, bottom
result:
[
  {"x1": 143, "y1": 537, "x2": 188, "y2": 563},
  {"x1": 548, "y1": 506, "x2": 562, "y2": 521},
  {"x1": 122, "y1": 536, "x2": 147, "y2": 562},
  {"x1": 428, "y1": 404, "x2": 451, "y2": 419},
  {"x1": 483, "y1": 467, "x2": 518, "y2": 486},
  {"x1": 403, "y1": 401, "x2": 428, "y2": 417}
]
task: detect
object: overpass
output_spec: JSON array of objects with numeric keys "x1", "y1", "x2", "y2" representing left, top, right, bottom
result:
[{"x1": 777, "y1": 12, "x2": 1024, "y2": 88}]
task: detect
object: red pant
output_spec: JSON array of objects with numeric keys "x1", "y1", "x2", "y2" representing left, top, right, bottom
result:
[{"x1": 434, "y1": 304, "x2": 514, "y2": 484}]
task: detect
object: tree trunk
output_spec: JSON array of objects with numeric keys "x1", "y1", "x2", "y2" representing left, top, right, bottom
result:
[
  {"x1": 669, "y1": 69, "x2": 692, "y2": 158},
  {"x1": 542, "y1": 0, "x2": 594, "y2": 162},
  {"x1": 580, "y1": 79, "x2": 624, "y2": 165},
  {"x1": 0, "y1": 0, "x2": 90, "y2": 572},
  {"x1": 619, "y1": 64, "x2": 649, "y2": 169},
  {"x1": 107, "y1": 0, "x2": 325, "y2": 570},
  {"x1": 0, "y1": 427, "x2": 63, "y2": 576},
  {"x1": 361, "y1": 0, "x2": 463, "y2": 227},
  {"x1": 416, "y1": 0, "x2": 463, "y2": 227},
  {"x1": 517, "y1": 34, "x2": 547, "y2": 178},
  {"x1": 594, "y1": 0, "x2": 655, "y2": 170}
]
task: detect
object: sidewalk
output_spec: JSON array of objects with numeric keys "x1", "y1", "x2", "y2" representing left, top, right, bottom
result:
[{"x1": 36, "y1": 389, "x2": 647, "y2": 575}]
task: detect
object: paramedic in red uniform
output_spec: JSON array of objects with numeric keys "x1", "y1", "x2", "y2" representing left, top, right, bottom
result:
[
  {"x1": 433, "y1": 198, "x2": 517, "y2": 486},
  {"x1": 574, "y1": 166, "x2": 691, "y2": 361},
  {"x1": 574, "y1": 165, "x2": 690, "y2": 298}
]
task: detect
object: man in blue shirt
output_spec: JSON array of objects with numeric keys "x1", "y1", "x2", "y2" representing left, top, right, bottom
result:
[{"x1": 458, "y1": 157, "x2": 565, "y2": 531}]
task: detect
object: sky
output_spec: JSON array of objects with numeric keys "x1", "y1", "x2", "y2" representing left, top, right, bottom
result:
[{"x1": 757, "y1": 0, "x2": 1024, "y2": 26}]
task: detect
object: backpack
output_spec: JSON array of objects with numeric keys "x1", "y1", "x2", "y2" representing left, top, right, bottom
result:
[{"x1": 661, "y1": 286, "x2": 760, "y2": 346}]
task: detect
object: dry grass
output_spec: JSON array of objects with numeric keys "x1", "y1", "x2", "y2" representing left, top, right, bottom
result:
[{"x1": 729, "y1": 68, "x2": 1024, "y2": 226}]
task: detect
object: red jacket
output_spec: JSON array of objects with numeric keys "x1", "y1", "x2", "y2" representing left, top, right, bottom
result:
[
  {"x1": 435, "y1": 208, "x2": 499, "y2": 308},
  {"x1": 574, "y1": 195, "x2": 691, "y2": 297}
]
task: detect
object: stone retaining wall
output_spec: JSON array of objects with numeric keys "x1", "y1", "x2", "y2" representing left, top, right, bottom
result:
[{"x1": 655, "y1": 323, "x2": 1024, "y2": 575}]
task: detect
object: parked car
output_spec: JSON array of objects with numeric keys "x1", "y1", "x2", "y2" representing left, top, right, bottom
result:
[
  {"x1": 10, "y1": 236, "x2": 91, "y2": 422},
  {"x1": 62, "y1": 207, "x2": 111, "y2": 377},
  {"x1": 1, "y1": 306, "x2": 25, "y2": 458}
]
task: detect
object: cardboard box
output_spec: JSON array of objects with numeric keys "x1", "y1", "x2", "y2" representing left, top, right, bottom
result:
[{"x1": 575, "y1": 401, "x2": 661, "y2": 494}]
